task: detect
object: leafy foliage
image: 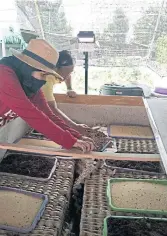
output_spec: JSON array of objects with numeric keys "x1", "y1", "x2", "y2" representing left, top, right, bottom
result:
[
  {"x1": 16, "y1": 0, "x2": 72, "y2": 49},
  {"x1": 134, "y1": 6, "x2": 167, "y2": 46},
  {"x1": 103, "y1": 8, "x2": 129, "y2": 47},
  {"x1": 156, "y1": 35, "x2": 167, "y2": 64}
]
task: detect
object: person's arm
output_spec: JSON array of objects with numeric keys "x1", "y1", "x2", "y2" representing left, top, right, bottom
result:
[
  {"x1": 32, "y1": 90, "x2": 81, "y2": 138},
  {"x1": 65, "y1": 75, "x2": 77, "y2": 98},
  {"x1": 42, "y1": 77, "x2": 78, "y2": 129},
  {"x1": 48, "y1": 100, "x2": 78, "y2": 129},
  {"x1": 65, "y1": 75, "x2": 72, "y2": 90},
  {"x1": 0, "y1": 65, "x2": 77, "y2": 149}
]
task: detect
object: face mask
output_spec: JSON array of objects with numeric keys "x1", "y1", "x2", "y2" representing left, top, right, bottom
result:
[
  {"x1": 0, "y1": 56, "x2": 46, "y2": 97},
  {"x1": 17, "y1": 61, "x2": 46, "y2": 96}
]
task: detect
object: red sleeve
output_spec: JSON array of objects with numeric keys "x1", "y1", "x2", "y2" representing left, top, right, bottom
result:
[
  {"x1": 0, "y1": 65, "x2": 77, "y2": 149},
  {"x1": 32, "y1": 90, "x2": 81, "y2": 138}
]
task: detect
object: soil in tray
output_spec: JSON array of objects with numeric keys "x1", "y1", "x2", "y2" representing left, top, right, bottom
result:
[
  {"x1": 106, "y1": 218, "x2": 167, "y2": 236},
  {"x1": 105, "y1": 160, "x2": 161, "y2": 172},
  {"x1": 0, "y1": 190, "x2": 43, "y2": 228},
  {"x1": 0, "y1": 154, "x2": 55, "y2": 178},
  {"x1": 111, "y1": 181, "x2": 167, "y2": 211},
  {"x1": 84, "y1": 129, "x2": 111, "y2": 152}
]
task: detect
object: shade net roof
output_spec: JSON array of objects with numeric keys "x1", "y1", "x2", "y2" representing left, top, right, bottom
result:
[{"x1": 15, "y1": 0, "x2": 167, "y2": 75}]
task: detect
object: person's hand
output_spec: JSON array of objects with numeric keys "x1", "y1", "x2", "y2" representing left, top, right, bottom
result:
[
  {"x1": 67, "y1": 89, "x2": 77, "y2": 98},
  {"x1": 73, "y1": 139, "x2": 95, "y2": 152},
  {"x1": 81, "y1": 136, "x2": 98, "y2": 148}
]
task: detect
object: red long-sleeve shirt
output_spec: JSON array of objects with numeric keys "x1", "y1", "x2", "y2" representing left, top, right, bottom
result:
[{"x1": 0, "y1": 65, "x2": 81, "y2": 149}]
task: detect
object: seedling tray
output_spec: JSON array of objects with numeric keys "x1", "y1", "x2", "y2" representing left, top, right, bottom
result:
[
  {"x1": 107, "y1": 178, "x2": 167, "y2": 215},
  {"x1": 113, "y1": 138, "x2": 158, "y2": 154},
  {"x1": 103, "y1": 215, "x2": 167, "y2": 236},
  {"x1": 0, "y1": 186, "x2": 48, "y2": 233},
  {"x1": 104, "y1": 160, "x2": 162, "y2": 174},
  {"x1": 108, "y1": 125, "x2": 154, "y2": 140},
  {"x1": 0, "y1": 152, "x2": 57, "y2": 182}
]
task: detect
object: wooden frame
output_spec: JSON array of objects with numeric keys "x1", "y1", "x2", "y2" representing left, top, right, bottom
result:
[
  {"x1": 0, "y1": 96, "x2": 159, "y2": 164},
  {"x1": 0, "y1": 142, "x2": 160, "y2": 161},
  {"x1": 55, "y1": 94, "x2": 144, "y2": 106}
]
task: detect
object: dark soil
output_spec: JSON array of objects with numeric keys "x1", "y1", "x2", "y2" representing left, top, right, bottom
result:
[
  {"x1": 28, "y1": 128, "x2": 111, "y2": 151},
  {"x1": 0, "y1": 154, "x2": 55, "y2": 178},
  {"x1": 84, "y1": 129, "x2": 111, "y2": 151},
  {"x1": 105, "y1": 160, "x2": 161, "y2": 172},
  {"x1": 106, "y1": 217, "x2": 167, "y2": 236}
]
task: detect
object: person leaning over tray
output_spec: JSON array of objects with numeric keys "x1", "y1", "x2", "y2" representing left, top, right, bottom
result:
[
  {"x1": 0, "y1": 39, "x2": 95, "y2": 152},
  {"x1": 42, "y1": 50, "x2": 93, "y2": 134}
]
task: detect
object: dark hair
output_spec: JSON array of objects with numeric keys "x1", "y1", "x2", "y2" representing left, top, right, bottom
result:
[{"x1": 56, "y1": 50, "x2": 74, "y2": 68}]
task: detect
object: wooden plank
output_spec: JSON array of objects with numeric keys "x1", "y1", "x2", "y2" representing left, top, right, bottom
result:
[
  {"x1": 0, "y1": 142, "x2": 160, "y2": 161},
  {"x1": 17, "y1": 139, "x2": 61, "y2": 148},
  {"x1": 55, "y1": 94, "x2": 144, "y2": 106}
]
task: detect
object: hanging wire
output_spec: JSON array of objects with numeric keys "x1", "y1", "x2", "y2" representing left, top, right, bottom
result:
[
  {"x1": 146, "y1": 0, "x2": 166, "y2": 60},
  {"x1": 34, "y1": 0, "x2": 45, "y2": 39},
  {"x1": 15, "y1": 0, "x2": 167, "y2": 68}
]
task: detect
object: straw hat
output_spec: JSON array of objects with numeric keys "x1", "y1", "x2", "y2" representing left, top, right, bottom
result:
[{"x1": 10, "y1": 39, "x2": 63, "y2": 81}]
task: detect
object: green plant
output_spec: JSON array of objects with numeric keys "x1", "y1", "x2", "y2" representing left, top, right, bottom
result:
[{"x1": 156, "y1": 35, "x2": 167, "y2": 64}]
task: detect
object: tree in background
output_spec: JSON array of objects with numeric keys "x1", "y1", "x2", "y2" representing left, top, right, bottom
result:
[
  {"x1": 103, "y1": 8, "x2": 129, "y2": 48},
  {"x1": 156, "y1": 36, "x2": 167, "y2": 64},
  {"x1": 134, "y1": 6, "x2": 167, "y2": 46},
  {"x1": 16, "y1": 0, "x2": 72, "y2": 49}
]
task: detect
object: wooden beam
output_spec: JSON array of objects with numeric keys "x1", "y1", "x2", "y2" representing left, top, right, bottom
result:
[
  {"x1": 0, "y1": 142, "x2": 160, "y2": 161},
  {"x1": 55, "y1": 94, "x2": 144, "y2": 106}
]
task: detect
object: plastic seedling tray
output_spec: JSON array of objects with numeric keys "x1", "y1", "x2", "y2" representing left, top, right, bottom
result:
[
  {"x1": 0, "y1": 152, "x2": 57, "y2": 182},
  {"x1": 104, "y1": 160, "x2": 163, "y2": 175},
  {"x1": 0, "y1": 186, "x2": 48, "y2": 233},
  {"x1": 103, "y1": 215, "x2": 167, "y2": 236},
  {"x1": 107, "y1": 178, "x2": 167, "y2": 215}
]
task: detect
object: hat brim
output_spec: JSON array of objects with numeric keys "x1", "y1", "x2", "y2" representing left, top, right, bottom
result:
[{"x1": 10, "y1": 48, "x2": 64, "y2": 82}]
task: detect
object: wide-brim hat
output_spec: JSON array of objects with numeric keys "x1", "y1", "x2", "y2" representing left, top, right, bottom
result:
[{"x1": 10, "y1": 39, "x2": 64, "y2": 81}]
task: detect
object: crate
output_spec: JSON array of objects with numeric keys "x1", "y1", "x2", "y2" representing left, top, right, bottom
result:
[
  {"x1": 0, "y1": 158, "x2": 75, "y2": 236},
  {"x1": 79, "y1": 168, "x2": 167, "y2": 236}
]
